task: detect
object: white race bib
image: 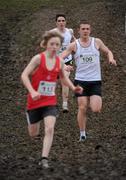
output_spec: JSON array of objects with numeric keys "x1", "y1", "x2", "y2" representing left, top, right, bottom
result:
[
  {"x1": 38, "y1": 81, "x2": 56, "y2": 96},
  {"x1": 80, "y1": 54, "x2": 96, "y2": 64}
]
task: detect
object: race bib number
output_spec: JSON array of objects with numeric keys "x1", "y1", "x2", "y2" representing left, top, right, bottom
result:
[
  {"x1": 38, "y1": 81, "x2": 56, "y2": 96},
  {"x1": 59, "y1": 45, "x2": 67, "y2": 54},
  {"x1": 80, "y1": 54, "x2": 96, "y2": 64}
]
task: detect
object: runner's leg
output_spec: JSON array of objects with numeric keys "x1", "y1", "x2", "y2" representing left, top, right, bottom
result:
[
  {"x1": 28, "y1": 122, "x2": 40, "y2": 137},
  {"x1": 77, "y1": 96, "x2": 88, "y2": 140},
  {"x1": 42, "y1": 116, "x2": 56, "y2": 158},
  {"x1": 90, "y1": 95, "x2": 102, "y2": 112},
  {"x1": 62, "y1": 70, "x2": 70, "y2": 112}
]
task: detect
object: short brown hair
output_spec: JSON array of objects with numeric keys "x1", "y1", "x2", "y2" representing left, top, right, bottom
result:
[
  {"x1": 40, "y1": 31, "x2": 64, "y2": 48},
  {"x1": 55, "y1": 14, "x2": 66, "y2": 21},
  {"x1": 77, "y1": 19, "x2": 91, "y2": 28}
]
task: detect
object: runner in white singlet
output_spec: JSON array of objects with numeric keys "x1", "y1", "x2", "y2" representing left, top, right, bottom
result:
[
  {"x1": 50, "y1": 14, "x2": 76, "y2": 113},
  {"x1": 61, "y1": 20, "x2": 117, "y2": 141}
]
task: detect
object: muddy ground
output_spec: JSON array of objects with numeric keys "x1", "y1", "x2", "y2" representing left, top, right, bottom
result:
[{"x1": 0, "y1": 0, "x2": 126, "y2": 179}]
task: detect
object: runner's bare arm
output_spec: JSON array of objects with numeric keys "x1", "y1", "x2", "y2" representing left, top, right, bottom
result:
[
  {"x1": 96, "y1": 38, "x2": 117, "y2": 66},
  {"x1": 21, "y1": 54, "x2": 41, "y2": 95},
  {"x1": 60, "y1": 41, "x2": 76, "y2": 59},
  {"x1": 59, "y1": 58, "x2": 83, "y2": 94},
  {"x1": 69, "y1": 28, "x2": 76, "y2": 42}
]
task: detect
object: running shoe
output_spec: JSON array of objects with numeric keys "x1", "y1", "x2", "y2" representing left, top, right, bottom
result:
[
  {"x1": 62, "y1": 105, "x2": 69, "y2": 113},
  {"x1": 79, "y1": 135, "x2": 86, "y2": 142},
  {"x1": 38, "y1": 158, "x2": 49, "y2": 168}
]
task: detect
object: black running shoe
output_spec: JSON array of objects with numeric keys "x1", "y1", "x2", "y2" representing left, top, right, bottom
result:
[
  {"x1": 38, "y1": 158, "x2": 49, "y2": 168},
  {"x1": 79, "y1": 135, "x2": 86, "y2": 142}
]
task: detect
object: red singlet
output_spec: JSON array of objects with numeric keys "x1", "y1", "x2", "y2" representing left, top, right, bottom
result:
[{"x1": 27, "y1": 53, "x2": 60, "y2": 110}]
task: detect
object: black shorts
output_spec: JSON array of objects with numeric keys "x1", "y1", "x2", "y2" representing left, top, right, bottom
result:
[
  {"x1": 57, "y1": 60, "x2": 73, "y2": 80},
  {"x1": 26, "y1": 105, "x2": 58, "y2": 124},
  {"x1": 65, "y1": 59, "x2": 73, "y2": 65},
  {"x1": 74, "y1": 80, "x2": 102, "y2": 97}
]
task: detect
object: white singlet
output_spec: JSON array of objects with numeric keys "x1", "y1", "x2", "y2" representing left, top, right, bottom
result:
[
  {"x1": 51, "y1": 28, "x2": 73, "y2": 63},
  {"x1": 74, "y1": 37, "x2": 101, "y2": 81}
]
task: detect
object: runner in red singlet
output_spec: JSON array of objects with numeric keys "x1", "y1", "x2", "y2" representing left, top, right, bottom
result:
[{"x1": 21, "y1": 31, "x2": 83, "y2": 168}]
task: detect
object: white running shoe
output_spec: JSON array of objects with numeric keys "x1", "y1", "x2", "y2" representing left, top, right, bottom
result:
[
  {"x1": 62, "y1": 104, "x2": 69, "y2": 113},
  {"x1": 62, "y1": 102, "x2": 69, "y2": 113}
]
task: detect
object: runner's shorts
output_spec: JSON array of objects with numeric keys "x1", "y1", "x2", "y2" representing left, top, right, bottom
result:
[
  {"x1": 57, "y1": 59, "x2": 73, "y2": 79},
  {"x1": 26, "y1": 105, "x2": 58, "y2": 124},
  {"x1": 65, "y1": 59, "x2": 73, "y2": 66},
  {"x1": 74, "y1": 80, "x2": 102, "y2": 97}
]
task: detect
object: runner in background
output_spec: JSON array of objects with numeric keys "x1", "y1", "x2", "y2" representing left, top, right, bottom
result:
[{"x1": 49, "y1": 14, "x2": 76, "y2": 113}]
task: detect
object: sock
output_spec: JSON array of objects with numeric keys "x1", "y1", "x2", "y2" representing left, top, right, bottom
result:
[
  {"x1": 80, "y1": 130, "x2": 86, "y2": 137},
  {"x1": 63, "y1": 101, "x2": 68, "y2": 107}
]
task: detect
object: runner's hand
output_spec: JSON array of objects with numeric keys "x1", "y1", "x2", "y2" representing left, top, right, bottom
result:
[
  {"x1": 74, "y1": 85, "x2": 83, "y2": 94},
  {"x1": 31, "y1": 91, "x2": 41, "y2": 100},
  {"x1": 109, "y1": 58, "x2": 117, "y2": 66},
  {"x1": 64, "y1": 65, "x2": 74, "y2": 72}
]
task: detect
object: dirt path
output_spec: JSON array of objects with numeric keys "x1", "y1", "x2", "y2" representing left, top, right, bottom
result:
[{"x1": 0, "y1": 1, "x2": 126, "y2": 179}]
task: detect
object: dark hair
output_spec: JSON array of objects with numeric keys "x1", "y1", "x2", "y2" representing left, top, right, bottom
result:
[
  {"x1": 55, "y1": 14, "x2": 66, "y2": 21},
  {"x1": 40, "y1": 31, "x2": 64, "y2": 48},
  {"x1": 77, "y1": 19, "x2": 91, "y2": 28}
]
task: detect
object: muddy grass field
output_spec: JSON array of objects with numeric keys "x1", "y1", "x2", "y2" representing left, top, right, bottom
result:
[{"x1": 0, "y1": 0, "x2": 126, "y2": 179}]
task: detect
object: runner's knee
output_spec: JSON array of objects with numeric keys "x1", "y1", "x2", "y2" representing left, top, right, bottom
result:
[
  {"x1": 78, "y1": 105, "x2": 87, "y2": 113},
  {"x1": 45, "y1": 126, "x2": 54, "y2": 136},
  {"x1": 91, "y1": 106, "x2": 101, "y2": 113},
  {"x1": 28, "y1": 125, "x2": 39, "y2": 137},
  {"x1": 28, "y1": 129, "x2": 39, "y2": 137}
]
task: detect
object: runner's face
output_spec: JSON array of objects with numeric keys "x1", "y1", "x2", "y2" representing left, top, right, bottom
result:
[
  {"x1": 46, "y1": 37, "x2": 61, "y2": 54},
  {"x1": 79, "y1": 24, "x2": 91, "y2": 38},
  {"x1": 56, "y1": 16, "x2": 66, "y2": 29}
]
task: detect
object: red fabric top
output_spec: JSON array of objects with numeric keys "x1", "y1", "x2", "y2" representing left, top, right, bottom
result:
[{"x1": 27, "y1": 53, "x2": 60, "y2": 110}]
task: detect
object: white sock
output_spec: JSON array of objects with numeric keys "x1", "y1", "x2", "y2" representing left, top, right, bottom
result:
[
  {"x1": 63, "y1": 101, "x2": 68, "y2": 107},
  {"x1": 80, "y1": 130, "x2": 86, "y2": 137}
]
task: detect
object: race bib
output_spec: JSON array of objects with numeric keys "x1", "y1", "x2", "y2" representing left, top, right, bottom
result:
[
  {"x1": 59, "y1": 45, "x2": 67, "y2": 54},
  {"x1": 38, "y1": 81, "x2": 56, "y2": 96},
  {"x1": 80, "y1": 54, "x2": 96, "y2": 64}
]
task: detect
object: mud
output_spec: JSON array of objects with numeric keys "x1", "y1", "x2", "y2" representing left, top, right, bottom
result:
[{"x1": 0, "y1": 1, "x2": 126, "y2": 179}]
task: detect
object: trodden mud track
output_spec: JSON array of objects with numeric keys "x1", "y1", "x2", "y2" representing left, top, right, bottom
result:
[{"x1": 0, "y1": 0, "x2": 126, "y2": 179}]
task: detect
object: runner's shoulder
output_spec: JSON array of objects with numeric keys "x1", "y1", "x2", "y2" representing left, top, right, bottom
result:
[
  {"x1": 95, "y1": 37, "x2": 102, "y2": 43},
  {"x1": 68, "y1": 28, "x2": 73, "y2": 34},
  {"x1": 50, "y1": 28, "x2": 60, "y2": 33}
]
